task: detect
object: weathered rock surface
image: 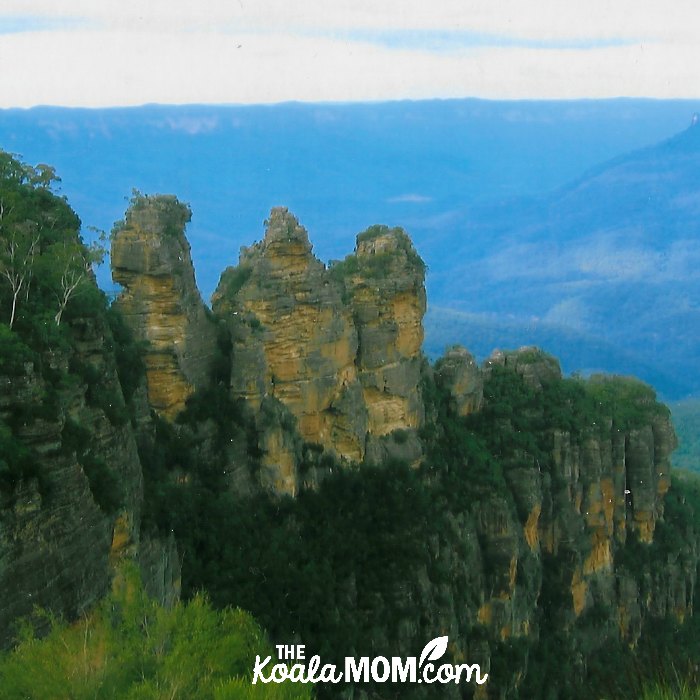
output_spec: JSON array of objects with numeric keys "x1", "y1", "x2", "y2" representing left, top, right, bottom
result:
[
  {"x1": 0, "y1": 313, "x2": 178, "y2": 648},
  {"x1": 435, "y1": 345, "x2": 483, "y2": 416},
  {"x1": 343, "y1": 226, "x2": 426, "y2": 464},
  {"x1": 212, "y1": 209, "x2": 367, "y2": 494},
  {"x1": 2, "y1": 186, "x2": 698, "y2": 700},
  {"x1": 45, "y1": 197, "x2": 693, "y2": 697},
  {"x1": 485, "y1": 345, "x2": 563, "y2": 389},
  {"x1": 111, "y1": 195, "x2": 218, "y2": 420},
  {"x1": 212, "y1": 211, "x2": 427, "y2": 491},
  {"x1": 477, "y1": 348, "x2": 678, "y2": 624}
]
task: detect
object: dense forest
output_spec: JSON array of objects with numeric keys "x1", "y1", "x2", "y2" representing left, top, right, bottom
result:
[{"x1": 2, "y1": 151, "x2": 700, "y2": 699}]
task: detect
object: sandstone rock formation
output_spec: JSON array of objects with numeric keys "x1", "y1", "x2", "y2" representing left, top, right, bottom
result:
[
  {"x1": 212, "y1": 210, "x2": 427, "y2": 492},
  {"x1": 340, "y1": 225, "x2": 426, "y2": 465},
  {"x1": 462, "y1": 348, "x2": 681, "y2": 642},
  {"x1": 485, "y1": 345, "x2": 563, "y2": 389},
  {"x1": 111, "y1": 195, "x2": 218, "y2": 420},
  {"x1": 0, "y1": 312, "x2": 179, "y2": 648},
  {"x1": 434, "y1": 345, "x2": 483, "y2": 416}
]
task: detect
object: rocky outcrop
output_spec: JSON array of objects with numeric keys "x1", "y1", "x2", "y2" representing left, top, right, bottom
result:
[
  {"x1": 435, "y1": 345, "x2": 483, "y2": 416},
  {"x1": 485, "y1": 345, "x2": 563, "y2": 389},
  {"x1": 111, "y1": 195, "x2": 218, "y2": 420},
  {"x1": 3, "y1": 180, "x2": 698, "y2": 699},
  {"x1": 212, "y1": 210, "x2": 427, "y2": 492},
  {"x1": 0, "y1": 398, "x2": 113, "y2": 647},
  {"x1": 403, "y1": 343, "x2": 690, "y2": 696},
  {"x1": 105, "y1": 194, "x2": 692, "y2": 691},
  {"x1": 212, "y1": 209, "x2": 367, "y2": 494},
  {"x1": 341, "y1": 225, "x2": 426, "y2": 465},
  {"x1": 0, "y1": 313, "x2": 166, "y2": 648},
  {"x1": 464, "y1": 348, "x2": 684, "y2": 644}
]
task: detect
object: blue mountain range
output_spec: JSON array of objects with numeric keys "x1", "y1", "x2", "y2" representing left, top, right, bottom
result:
[{"x1": 2, "y1": 99, "x2": 699, "y2": 398}]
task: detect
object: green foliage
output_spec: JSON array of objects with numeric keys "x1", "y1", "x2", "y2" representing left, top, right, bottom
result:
[
  {"x1": 584, "y1": 373, "x2": 666, "y2": 431},
  {"x1": 0, "y1": 152, "x2": 61, "y2": 190},
  {"x1": 456, "y1": 365, "x2": 550, "y2": 487},
  {"x1": 176, "y1": 463, "x2": 444, "y2": 663},
  {"x1": 117, "y1": 341, "x2": 696, "y2": 700},
  {"x1": 80, "y1": 453, "x2": 123, "y2": 515},
  {"x1": 139, "y1": 384, "x2": 261, "y2": 535},
  {"x1": 0, "y1": 566, "x2": 311, "y2": 700},
  {"x1": 355, "y1": 225, "x2": 426, "y2": 272},
  {"x1": 327, "y1": 255, "x2": 358, "y2": 302},
  {"x1": 420, "y1": 367, "x2": 509, "y2": 496},
  {"x1": 219, "y1": 264, "x2": 253, "y2": 299},
  {"x1": 0, "y1": 150, "x2": 106, "y2": 331},
  {"x1": 139, "y1": 367, "x2": 523, "y2": 697},
  {"x1": 59, "y1": 416, "x2": 124, "y2": 514},
  {"x1": 60, "y1": 418, "x2": 91, "y2": 456},
  {"x1": 641, "y1": 685, "x2": 700, "y2": 700},
  {"x1": 70, "y1": 355, "x2": 129, "y2": 428},
  {"x1": 210, "y1": 321, "x2": 233, "y2": 385},
  {"x1": 328, "y1": 225, "x2": 426, "y2": 295},
  {"x1": 0, "y1": 323, "x2": 35, "y2": 375},
  {"x1": 392, "y1": 428, "x2": 409, "y2": 444},
  {"x1": 671, "y1": 399, "x2": 700, "y2": 472},
  {"x1": 0, "y1": 153, "x2": 140, "y2": 513},
  {"x1": 113, "y1": 191, "x2": 192, "y2": 239},
  {"x1": 258, "y1": 396, "x2": 297, "y2": 435},
  {"x1": 0, "y1": 421, "x2": 34, "y2": 491},
  {"x1": 580, "y1": 610, "x2": 700, "y2": 700},
  {"x1": 106, "y1": 304, "x2": 147, "y2": 405},
  {"x1": 327, "y1": 254, "x2": 359, "y2": 281}
]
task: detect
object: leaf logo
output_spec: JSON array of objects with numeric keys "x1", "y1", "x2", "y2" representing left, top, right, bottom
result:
[{"x1": 418, "y1": 636, "x2": 448, "y2": 668}]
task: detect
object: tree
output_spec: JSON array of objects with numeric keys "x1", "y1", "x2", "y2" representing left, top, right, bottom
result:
[
  {"x1": 46, "y1": 234, "x2": 106, "y2": 326},
  {"x1": 0, "y1": 209, "x2": 40, "y2": 329},
  {"x1": 0, "y1": 565, "x2": 312, "y2": 699}
]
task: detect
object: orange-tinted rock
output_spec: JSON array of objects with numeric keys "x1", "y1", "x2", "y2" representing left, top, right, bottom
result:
[{"x1": 111, "y1": 195, "x2": 218, "y2": 420}]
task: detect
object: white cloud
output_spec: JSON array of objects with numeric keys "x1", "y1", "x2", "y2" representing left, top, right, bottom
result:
[
  {"x1": 1, "y1": 1, "x2": 700, "y2": 106},
  {"x1": 3, "y1": 1, "x2": 700, "y2": 41}
]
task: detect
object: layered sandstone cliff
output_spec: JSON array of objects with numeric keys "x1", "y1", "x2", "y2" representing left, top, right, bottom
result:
[
  {"x1": 111, "y1": 195, "x2": 218, "y2": 420},
  {"x1": 0, "y1": 312, "x2": 179, "y2": 648},
  {"x1": 213, "y1": 208, "x2": 366, "y2": 487},
  {"x1": 435, "y1": 345, "x2": 483, "y2": 416},
  {"x1": 105, "y1": 197, "x2": 691, "y2": 669},
  {"x1": 475, "y1": 348, "x2": 681, "y2": 642},
  {"x1": 338, "y1": 225, "x2": 426, "y2": 465},
  {"x1": 211, "y1": 210, "x2": 427, "y2": 493}
]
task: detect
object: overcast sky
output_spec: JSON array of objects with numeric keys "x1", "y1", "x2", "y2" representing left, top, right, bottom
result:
[{"x1": 1, "y1": 1, "x2": 700, "y2": 107}]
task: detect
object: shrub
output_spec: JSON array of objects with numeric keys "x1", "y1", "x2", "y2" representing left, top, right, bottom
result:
[
  {"x1": 80, "y1": 453, "x2": 123, "y2": 515},
  {"x1": 0, "y1": 325, "x2": 35, "y2": 376},
  {"x1": 0, "y1": 565, "x2": 311, "y2": 700}
]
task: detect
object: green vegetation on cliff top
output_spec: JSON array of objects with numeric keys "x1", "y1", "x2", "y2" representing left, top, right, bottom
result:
[{"x1": 112, "y1": 190, "x2": 192, "y2": 239}]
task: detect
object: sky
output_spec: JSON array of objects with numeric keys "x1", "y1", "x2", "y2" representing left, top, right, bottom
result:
[{"x1": 1, "y1": 1, "x2": 700, "y2": 107}]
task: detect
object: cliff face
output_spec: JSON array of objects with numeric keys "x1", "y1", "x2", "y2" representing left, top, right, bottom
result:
[
  {"x1": 211, "y1": 210, "x2": 426, "y2": 493},
  {"x1": 435, "y1": 345, "x2": 483, "y2": 416},
  {"x1": 111, "y1": 195, "x2": 218, "y2": 420},
  {"x1": 466, "y1": 349, "x2": 684, "y2": 680},
  {"x1": 342, "y1": 345, "x2": 689, "y2": 697},
  {"x1": 0, "y1": 358, "x2": 113, "y2": 647},
  {"x1": 340, "y1": 226, "x2": 427, "y2": 465},
  {"x1": 0, "y1": 312, "x2": 178, "y2": 648},
  {"x1": 104, "y1": 201, "x2": 693, "y2": 677},
  {"x1": 212, "y1": 208, "x2": 366, "y2": 492}
]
